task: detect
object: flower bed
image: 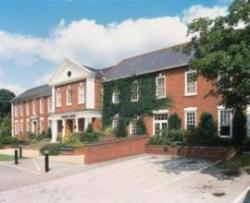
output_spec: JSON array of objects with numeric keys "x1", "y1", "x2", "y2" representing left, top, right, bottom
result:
[{"x1": 145, "y1": 145, "x2": 238, "y2": 160}]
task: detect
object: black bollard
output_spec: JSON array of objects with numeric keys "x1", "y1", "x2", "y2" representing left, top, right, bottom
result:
[
  {"x1": 45, "y1": 151, "x2": 49, "y2": 172},
  {"x1": 14, "y1": 149, "x2": 18, "y2": 165},
  {"x1": 19, "y1": 146, "x2": 22, "y2": 159}
]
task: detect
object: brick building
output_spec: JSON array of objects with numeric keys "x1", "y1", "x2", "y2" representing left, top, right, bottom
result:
[{"x1": 11, "y1": 46, "x2": 250, "y2": 141}]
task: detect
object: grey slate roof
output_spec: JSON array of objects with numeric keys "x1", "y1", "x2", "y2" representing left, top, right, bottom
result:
[
  {"x1": 103, "y1": 45, "x2": 193, "y2": 81},
  {"x1": 11, "y1": 85, "x2": 52, "y2": 103}
]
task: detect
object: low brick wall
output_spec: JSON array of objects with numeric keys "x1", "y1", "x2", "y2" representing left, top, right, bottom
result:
[
  {"x1": 84, "y1": 136, "x2": 149, "y2": 164},
  {"x1": 145, "y1": 145, "x2": 237, "y2": 160}
]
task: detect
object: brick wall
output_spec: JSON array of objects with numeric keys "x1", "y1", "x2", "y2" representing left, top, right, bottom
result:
[{"x1": 84, "y1": 136, "x2": 149, "y2": 164}]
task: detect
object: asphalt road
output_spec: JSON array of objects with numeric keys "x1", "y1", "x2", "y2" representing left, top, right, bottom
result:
[{"x1": 0, "y1": 155, "x2": 249, "y2": 203}]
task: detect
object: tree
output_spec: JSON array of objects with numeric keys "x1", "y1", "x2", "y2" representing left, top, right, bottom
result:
[
  {"x1": 116, "y1": 118, "x2": 127, "y2": 137},
  {"x1": 197, "y1": 112, "x2": 217, "y2": 138},
  {"x1": 233, "y1": 108, "x2": 246, "y2": 145},
  {"x1": 136, "y1": 117, "x2": 147, "y2": 135},
  {"x1": 184, "y1": 0, "x2": 250, "y2": 110},
  {"x1": 0, "y1": 89, "x2": 15, "y2": 119}
]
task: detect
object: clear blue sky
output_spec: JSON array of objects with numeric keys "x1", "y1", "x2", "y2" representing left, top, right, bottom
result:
[{"x1": 0, "y1": 0, "x2": 232, "y2": 95}]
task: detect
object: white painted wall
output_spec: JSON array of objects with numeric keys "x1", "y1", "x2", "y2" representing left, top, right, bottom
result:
[{"x1": 86, "y1": 76, "x2": 95, "y2": 109}]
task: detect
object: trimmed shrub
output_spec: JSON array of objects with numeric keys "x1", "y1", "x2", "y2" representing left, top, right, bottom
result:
[
  {"x1": 0, "y1": 136, "x2": 18, "y2": 145},
  {"x1": 168, "y1": 113, "x2": 181, "y2": 130},
  {"x1": 103, "y1": 127, "x2": 115, "y2": 137},
  {"x1": 85, "y1": 123, "x2": 93, "y2": 133},
  {"x1": 81, "y1": 132, "x2": 100, "y2": 143},
  {"x1": 233, "y1": 108, "x2": 247, "y2": 145},
  {"x1": 167, "y1": 129, "x2": 184, "y2": 143},
  {"x1": 197, "y1": 112, "x2": 217, "y2": 138},
  {"x1": 40, "y1": 143, "x2": 64, "y2": 155},
  {"x1": 116, "y1": 118, "x2": 127, "y2": 137},
  {"x1": 63, "y1": 135, "x2": 84, "y2": 147},
  {"x1": 47, "y1": 128, "x2": 52, "y2": 139},
  {"x1": 136, "y1": 117, "x2": 147, "y2": 135},
  {"x1": 148, "y1": 135, "x2": 163, "y2": 145}
]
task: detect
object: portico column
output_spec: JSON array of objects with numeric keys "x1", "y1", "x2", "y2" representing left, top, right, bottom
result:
[
  {"x1": 84, "y1": 117, "x2": 92, "y2": 131},
  {"x1": 51, "y1": 120, "x2": 58, "y2": 143},
  {"x1": 62, "y1": 119, "x2": 66, "y2": 137},
  {"x1": 75, "y1": 118, "x2": 79, "y2": 133}
]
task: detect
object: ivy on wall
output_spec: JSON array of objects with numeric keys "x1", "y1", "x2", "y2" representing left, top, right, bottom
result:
[{"x1": 102, "y1": 73, "x2": 171, "y2": 128}]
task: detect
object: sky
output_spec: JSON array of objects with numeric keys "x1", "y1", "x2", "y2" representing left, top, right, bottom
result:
[{"x1": 0, "y1": 0, "x2": 233, "y2": 95}]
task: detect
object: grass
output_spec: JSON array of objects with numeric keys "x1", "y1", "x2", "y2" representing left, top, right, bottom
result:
[
  {"x1": 0, "y1": 154, "x2": 14, "y2": 161},
  {"x1": 220, "y1": 154, "x2": 250, "y2": 172}
]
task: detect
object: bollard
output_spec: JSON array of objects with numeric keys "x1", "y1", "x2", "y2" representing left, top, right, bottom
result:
[
  {"x1": 14, "y1": 149, "x2": 18, "y2": 165},
  {"x1": 19, "y1": 146, "x2": 22, "y2": 159},
  {"x1": 45, "y1": 151, "x2": 49, "y2": 172}
]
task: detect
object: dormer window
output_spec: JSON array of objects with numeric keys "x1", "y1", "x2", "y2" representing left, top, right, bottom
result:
[
  {"x1": 67, "y1": 85, "x2": 73, "y2": 106},
  {"x1": 131, "y1": 81, "x2": 139, "y2": 102},
  {"x1": 156, "y1": 74, "x2": 166, "y2": 98},
  {"x1": 112, "y1": 89, "x2": 120, "y2": 104}
]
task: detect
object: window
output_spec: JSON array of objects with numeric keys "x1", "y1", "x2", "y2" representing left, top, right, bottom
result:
[
  {"x1": 15, "y1": 105, "x2": 18, "y2": 117},
  {"x1": 48, "y1": 97, "x2": 52, "y2": 113},
  {"x1": 67, "y1": 86, "x2": 73, "y2": 105},
  {"x1": 32, "y1": 100, "x2": 36, "y2": 115},
  {"x1": 26, "y1": 102, "x2": 30, "y2": 116},
  {"x1": 78, "y1": 118, "x2": 85, "y2": 132},
  {"x1": 20, "y1": 120, "x2": 23, "y2": 133},
  {"x1": 218, "y1": 106, "x2": 232, "y2": 137},
  {"x1": 156, "y1": 74, "x2": 166, "y2": 98},
  {"x1": 40, "y1": 98, "x2": 44, "y2": 114},
  {"x1": 131, "y1": 81, "x2": 139, "y2": 102},
  {"x1": 154, "y1": 112, "x2": 168, "y2": 135},
  {"x1": 130, "y1": 118, "x2": 138, "y2": 135},
  {"x1": 112, "y1": 90, "x2": 120, "y2": 104},
  {"x1": 20, "y1": 104, "x2": 23, "y2": 117},
  {"x1": 112, "y1": 114, "x2": 119, "y2": 130},
  {"x1": 78, "y1": 83, "x2": 85, "y2": 104},
  {"x1": 185, "y1": 107, "x2": 197, "y2": 129},
  {"x1": 15, "y1": 121, "x2": 19, "y2": 135},
  {"x1": 185, "y1": 70, "x2": 197, "y2": 96},
  {"x1": 26, "y1": 120, "x2": 30, "y2": 132},
  {"x1": 56, "y1": 88, "x2": 62, "y2": 107},
  {"x1": 40, "y1": 120, "x2": 44, "y2": 133}
]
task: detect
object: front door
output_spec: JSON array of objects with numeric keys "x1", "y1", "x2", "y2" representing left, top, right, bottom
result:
[
  {"x1": 65, "y1": 119, "x2": 74, "y2": 136},
  {"x1": 154, "y1": 113, "x2": 168, "y2": 135}
]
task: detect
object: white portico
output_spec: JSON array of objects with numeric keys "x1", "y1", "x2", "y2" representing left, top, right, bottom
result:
[{"x1": 49, "y1": 58, "x2": 102, "y2": 142}]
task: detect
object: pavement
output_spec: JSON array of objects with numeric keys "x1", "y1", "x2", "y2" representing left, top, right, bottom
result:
[{"x1": 0, "y1": 154, "x2": 249, "y2": 203}]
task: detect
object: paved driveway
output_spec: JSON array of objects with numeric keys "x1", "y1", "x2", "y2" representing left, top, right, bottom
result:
[{"x1": 0, "y1": 154, "x2": 249, "y2": 203}]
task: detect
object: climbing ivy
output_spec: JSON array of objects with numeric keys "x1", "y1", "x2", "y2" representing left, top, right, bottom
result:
[{"x1": 102, "y1": 73, "x2": 171, "y2": 129}]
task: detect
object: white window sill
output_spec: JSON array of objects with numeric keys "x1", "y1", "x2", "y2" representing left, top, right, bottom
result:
[
  {"x1": 156, "y1": 95, "x2": 166, "y2": 99},
  {"x1": 66, "y1": 103, "x2": 72, "y2": 106},
  {"x1": 185, "y1": 93, "x2": 197, "y2": 97}
]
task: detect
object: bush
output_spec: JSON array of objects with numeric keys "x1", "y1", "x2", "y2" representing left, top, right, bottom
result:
[
  {"x1": 166, "y1": 129, "x2": 184, "y2": 143},
  {"x1": 116, "y1": 118, "x2": 127, "y2": 137},
  {"x1": 63, "y1": 134, "x2": 84, "y2": 147},
  {"x1": 148, "y1": 135, "x2": 164, "y2": 145},
  {"x1": 0, "y1": 136, "x2": 18, "y2": 145},
  {"x1": 40, "y1": 143, "x2": 64, "y2": 155},
  {"x1": 81, "y1": 132, "x2": 100, "y2": 143},
  {"x1": 233, "y1": 108, "x2": 247, "y2": 146},
  {"x1": 168, "y1": 113, "x2": 181, "y2": 130},
  {"x1": 47, "y1": 128, "x2": 52, "y2": 139},
  {"x1": 196, "y1": 112, "x2": 217, "y2": 138},
  {"x1": 103, "y1": 127, "x2": 115, "y2": 137},
  {"x1": 85, "y1": 123, "x2": 93, "y2": 133},
  {"x1": 136, "y1": 117, "x2": 147, "y2": 135}
]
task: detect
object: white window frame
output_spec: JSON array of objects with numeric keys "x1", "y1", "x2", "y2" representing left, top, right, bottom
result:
[
  {"x1": 26, "y1": 102, "x2": 30, "y2": 116},
  {"x1": 153, "y1": 110, "x2": 169, "y2": 135},
  {"x1": 184, "y1": 107, "x2": 197, "y2": 129},
  {"x1": 67, "y1": 85, "x2": 73, "y2": 106},
  {"x1": 112, "y1": 90, "x2": 120, "y2": 104},
  {"x1": 20, "y1": 104, "x2": 23, "y2": 117},
  {"x1": 185, "y1": 70, "x2": 197, "y2": 96},
  {"x1": 40, "y1": 98, "x2": 44, "y2": 114},
  {"x1": 129, "y1": 117, "x2": 139, "y2": 136},
  {"x1": 78, "y1": 83, "x2": 85, "y2": 104},
  {"x1": 48, "y1": 96, "x2": 52, "y2": 113},
  {"x1": 56, "y1": 88, "x2": 62, "y2": 107},
  {"x1": 156, "y1": 73, "x2": 166, "y2": 98},
  {"x1": 217, "y1": 106, "x2": 233, "y2": 138},
  {"x1": 32, "y1": 100, "x2": 36, "y2": 115},
  {"x1": 112, "y1": 114, "x2": 119, "y2": 130},
  {"x1": 131, "y1": 81, "x2": 139, "y2": 102}
]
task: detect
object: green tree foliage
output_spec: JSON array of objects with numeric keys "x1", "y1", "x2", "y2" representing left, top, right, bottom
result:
[
  {"x1": 233, "y1": 108, "x2": 247, "y2": 145},
  {"x1": 85, "y1": 123, "x2": 93, "y2": 133},
  {"x1": 0, "y1": 114, "x2": 12, "y2": 137},
  {"x1": 0, "y1": 89, "x2": 15, "y2": 119},
  {"x1": 184, "y1": 0, "x2": 250, "y2": 109},
  {"x1": 168, "y1": 113, "x2": 181, "y2": 130}
]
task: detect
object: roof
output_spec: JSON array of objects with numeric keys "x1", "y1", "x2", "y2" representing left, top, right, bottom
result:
[
  {"x1": 84, "y1": 66, "x2": 104, "y2": 79},
  {"x1": 103, "y1": 45, "x2": 193, "y2": 81},
  {"x1": 11, "y1": 85, "x2": 52, "y2": 103}
]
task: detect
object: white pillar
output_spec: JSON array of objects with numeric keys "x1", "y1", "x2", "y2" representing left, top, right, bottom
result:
[
  {"x1": 86, "y1": 76, "x2": 95, "y2": 109},
  {"x1": 51, "y1": 120, "x2": 58, "y2": 143},
  {"x1": 75, "y1": 118, "x2": 79, "y2": 133},
  {"x1": 62, "y1": 119, "x2": 66, "y2": 137},
  {"x1": 52, "y1": 86, "x2": 56, "y2": 113}
]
